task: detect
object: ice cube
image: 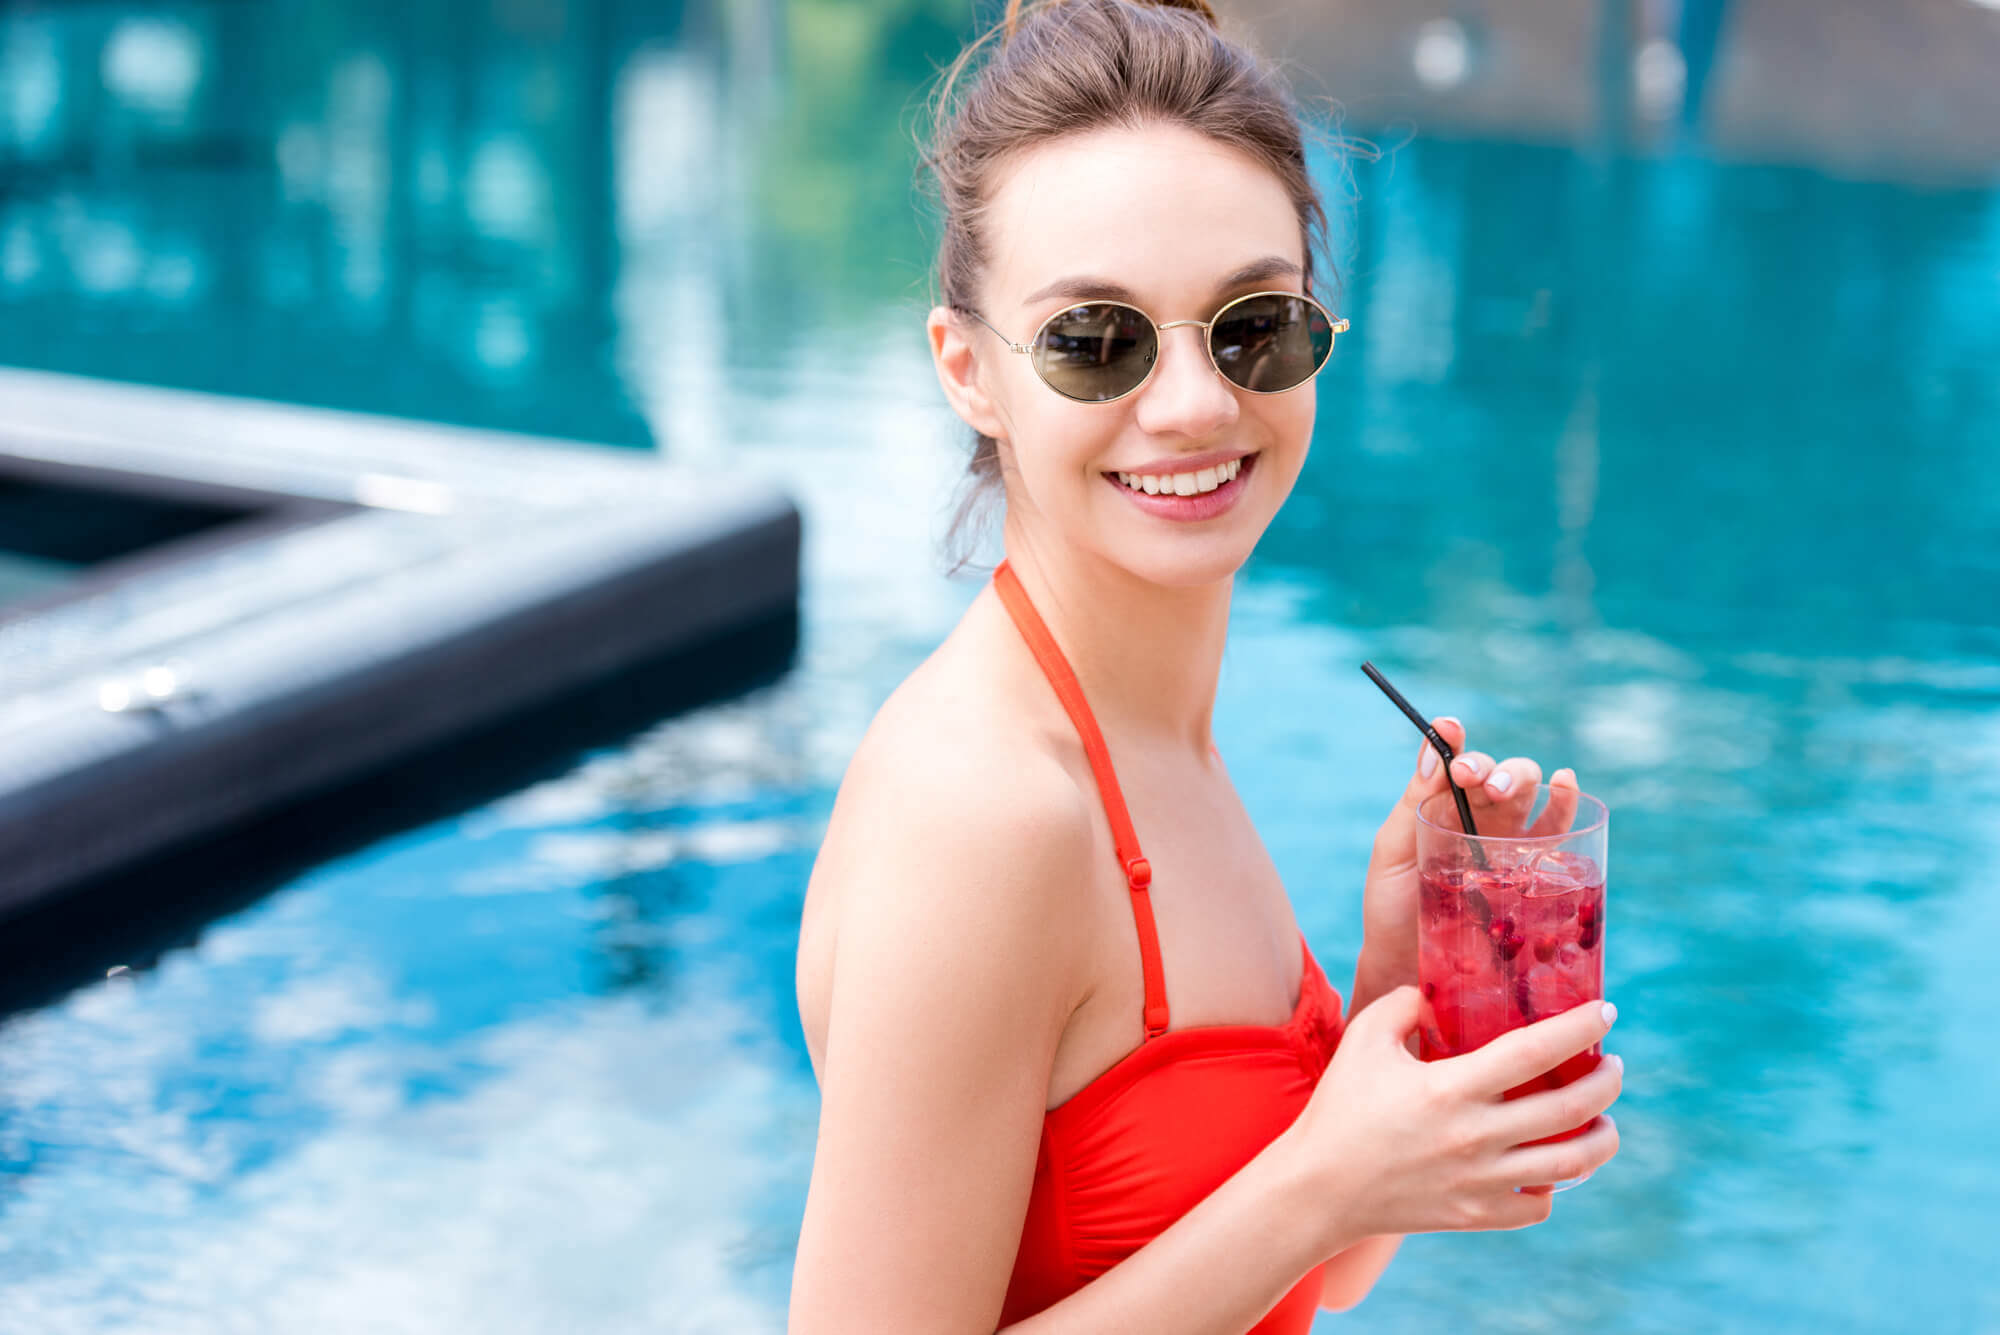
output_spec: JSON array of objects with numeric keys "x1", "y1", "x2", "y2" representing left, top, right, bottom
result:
[
  {"x1": 1457, "y1": 991, "x2": 1511, "y2": 1049},
  {"x1": 1521, "y1": 964, "x2": 1587, "y2": 1021}
]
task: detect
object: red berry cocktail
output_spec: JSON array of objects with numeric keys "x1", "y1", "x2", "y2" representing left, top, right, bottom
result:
[{"x1": 1415, "y1": 788, "x2": 1609, "y2": 1188}]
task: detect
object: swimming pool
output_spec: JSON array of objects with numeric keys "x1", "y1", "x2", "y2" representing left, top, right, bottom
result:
[{"x1": 2, "y1": 3, "x2": 1997, "y2": 1330}]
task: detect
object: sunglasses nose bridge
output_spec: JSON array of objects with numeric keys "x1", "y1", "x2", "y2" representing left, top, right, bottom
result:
[
  {"x1": 1152, "y1": 318, "x2": 1214, "y2": 366},
  {"x1": 1149, "y1": 318, "x2": 1226, "y2": 392}
]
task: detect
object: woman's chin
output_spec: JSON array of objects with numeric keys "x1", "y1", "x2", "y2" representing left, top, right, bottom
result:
[{"x1": 1095, "y1": 534, "x2": 1259, "y2": 590}]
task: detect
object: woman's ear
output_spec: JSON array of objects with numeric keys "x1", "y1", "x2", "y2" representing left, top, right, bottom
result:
[{"x1": 928, "y1": 306, "x2": 1009, "y2": 441}]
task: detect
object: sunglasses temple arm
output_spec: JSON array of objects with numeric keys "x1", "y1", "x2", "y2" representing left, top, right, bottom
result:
[{"x1": 956, "y1": 306, "x2": 1031, "y2": 355}]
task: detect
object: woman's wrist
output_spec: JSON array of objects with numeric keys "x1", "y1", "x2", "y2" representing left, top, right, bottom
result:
[
  {"x1": 1265, "y1": 1120, "x2": 1366, "y2": 1265},
  {"x1": 1345, "y1": 945, "x2": 1410, "y2": 1023}
]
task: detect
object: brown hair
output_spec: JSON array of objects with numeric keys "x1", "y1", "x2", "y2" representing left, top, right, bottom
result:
[{"x1": 922, "y1": 0, "x2": 1336, "y2": 576}]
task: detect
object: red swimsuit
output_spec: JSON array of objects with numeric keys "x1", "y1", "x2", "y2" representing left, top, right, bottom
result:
[{"x1": 991, "y1": 559, "x2": 1346, "y2": 1332}]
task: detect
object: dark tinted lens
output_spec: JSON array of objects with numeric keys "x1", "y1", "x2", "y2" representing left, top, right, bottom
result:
[
  {"x1": 1208, "y1": 294, "x2": 1333, "y2": 393},
  {"x1": 1030, "y1": 303, "x2": 1157, "y2": 402}
]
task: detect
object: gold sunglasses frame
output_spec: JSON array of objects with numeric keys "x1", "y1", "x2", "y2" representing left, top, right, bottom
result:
[{"x1": 956, "y1": 290, "x2": 1351, "y2": 404}]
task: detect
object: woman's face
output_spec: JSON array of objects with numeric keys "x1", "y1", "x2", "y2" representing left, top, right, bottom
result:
[{"x1": 931, "y1": 121, "x2": 1319, "y2": 589}]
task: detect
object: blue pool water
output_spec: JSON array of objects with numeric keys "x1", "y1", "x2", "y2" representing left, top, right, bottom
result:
[{"x1": 3, "y1": 4, "x2": 1998, "y2": 1331}]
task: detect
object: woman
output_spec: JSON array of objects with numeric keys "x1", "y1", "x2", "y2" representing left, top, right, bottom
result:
[{"x1": 790, "y1": 2, "x2": 1623, "y2": 1330}]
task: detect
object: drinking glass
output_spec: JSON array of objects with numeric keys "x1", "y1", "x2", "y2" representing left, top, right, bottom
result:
[{"x1": 1415, "y1": 787, "x2": 1609, "y2": 1190}]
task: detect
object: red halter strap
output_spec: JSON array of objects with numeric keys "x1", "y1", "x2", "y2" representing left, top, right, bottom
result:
[{"x1": 992, "y1": 559, "x2": 1170, "y2": 1039}]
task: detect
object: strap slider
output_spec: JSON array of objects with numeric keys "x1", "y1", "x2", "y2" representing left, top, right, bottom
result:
[{"x1": 1125, "y1": 856, "x2": 1152, "y2": 890}]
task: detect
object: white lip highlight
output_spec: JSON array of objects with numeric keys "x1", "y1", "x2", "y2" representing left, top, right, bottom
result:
[{"x1": 1112, "y1": 454, "x2": 1247, "y2": 496}]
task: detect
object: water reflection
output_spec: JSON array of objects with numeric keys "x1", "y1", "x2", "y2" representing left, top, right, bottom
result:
[
  {"x1": 0, "y1": 0, "x2": 670, "y2": 443},
  {"x1": 1268, "y1": 139, "x2": 2000, "y2": 662}
]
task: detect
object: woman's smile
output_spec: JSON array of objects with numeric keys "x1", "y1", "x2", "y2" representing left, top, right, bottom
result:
[{"x1": 1103, "y1": 449, "x2": 1259, "y2": 521}]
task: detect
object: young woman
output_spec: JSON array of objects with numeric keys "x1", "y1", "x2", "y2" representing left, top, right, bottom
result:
[{"x1": 790, "y1": 2, "x2": 1623, "y2": 1330}]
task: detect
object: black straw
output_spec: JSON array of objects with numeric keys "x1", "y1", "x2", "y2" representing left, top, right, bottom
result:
[{"x1": 1360, "y1": 661, "x2": 1482, "y2": 842}]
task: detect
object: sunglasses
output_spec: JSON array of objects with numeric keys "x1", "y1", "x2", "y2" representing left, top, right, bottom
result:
[{"x1": 956, "y1": 290, "x2": 1349, "y2": 404}]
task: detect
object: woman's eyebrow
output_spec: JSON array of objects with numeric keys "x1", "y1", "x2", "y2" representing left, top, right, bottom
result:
[
  {"x1": 1021, "y1": 275, "x2": 1142, "y2": 307},
  {"x1": 1213, "y1": 256, "x2": 1302, "y2": 292},
  {"x1": 1019, "y1": 256, "x2": 1302, "y2": 309}
]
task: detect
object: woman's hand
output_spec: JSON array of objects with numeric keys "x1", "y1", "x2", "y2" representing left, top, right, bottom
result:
[
  {"x1": 1355, "y1": 720, "x2": 1582, "y2": 1007},
  {"x1": 1284, "y1": 986, "x2": 1624, "y2": 1248}
]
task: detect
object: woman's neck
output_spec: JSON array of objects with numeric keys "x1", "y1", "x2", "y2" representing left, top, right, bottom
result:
[{"x1": 997, "y1": 532, "x2": 1232, "y2": 763}]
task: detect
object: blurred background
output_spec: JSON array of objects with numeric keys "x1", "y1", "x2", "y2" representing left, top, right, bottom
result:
[{"x1": 2, "y1": 0, "x2": 1997, "y2": 1330}]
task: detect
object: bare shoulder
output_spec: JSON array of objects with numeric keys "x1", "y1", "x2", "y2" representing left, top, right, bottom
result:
[
  {"x1": 789, "y1": 637, "x2": 1104, "y2": 1326},
  {"x1": 797, "y1": 643, "x2": 1096, "y2": 1074}
]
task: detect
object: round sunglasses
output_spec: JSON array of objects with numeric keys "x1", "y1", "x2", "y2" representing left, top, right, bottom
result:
[{"x1": 956, "y1": 290, "x2": 1349, "y2": 403}]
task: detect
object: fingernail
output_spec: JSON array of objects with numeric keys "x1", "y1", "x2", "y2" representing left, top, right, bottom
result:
[
  {"x1": 1600, "y1": 1002, "x2": 1617, "y2": 1027},
  {"x1": 1456, "y1": 756, "x2": 1482, "y2": 778},
  {"x1": 1420, "y1": 745, "x2": 1439, "y2": 779},
  {"x1": 1609, "y1": 1054, "x2": 1624, "y2": 1075},
  {"x1": 1486, "y1": 769, "x2": 1513, "y2": 794}
]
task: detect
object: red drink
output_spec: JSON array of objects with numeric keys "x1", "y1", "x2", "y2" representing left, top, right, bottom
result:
[{"x1": 1416, "y1": 851, "x2": 1606, "y2": 1146}]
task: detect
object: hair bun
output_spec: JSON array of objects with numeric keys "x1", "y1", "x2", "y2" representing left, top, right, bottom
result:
[
  {"x1": 1003, "y1": 0, "x2": 1220, "y2": 41},
  {"x1": 1144, "y1": 0, "x2": 1216, "y2": 23},
  {"x1": 1136, "y1": 0, "x2": 1219, "y2": 23}
]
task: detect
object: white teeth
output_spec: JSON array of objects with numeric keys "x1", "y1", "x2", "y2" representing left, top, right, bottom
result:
[{"x1": 1113, "y1": 455, "x2": 1249, "y2": 496}]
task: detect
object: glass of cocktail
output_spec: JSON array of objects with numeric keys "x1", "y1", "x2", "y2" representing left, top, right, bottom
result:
[{"x1": 1415, "y1": 787, "x2": 1609, "y2": 1191}]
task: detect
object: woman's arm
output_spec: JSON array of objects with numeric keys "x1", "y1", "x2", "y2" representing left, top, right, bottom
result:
[
  {"x1": 789, "y1": 748, "x2": 1362, "y2": 1335},
  {"x1": 790, "y1": 749, "x2": 1091, "y2": 1333},
  {"x1": 1305, "y1": 947, "x2": 1411, "y2": 1312},
  {"x1": 1317, "y1": 1235, "x2": 1403, "y2": 1312}
]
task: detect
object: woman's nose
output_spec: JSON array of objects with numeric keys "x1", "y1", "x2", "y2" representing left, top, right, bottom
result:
[{"x1": 1132, "y1": 327, "x2": 1239, "y2": 439}]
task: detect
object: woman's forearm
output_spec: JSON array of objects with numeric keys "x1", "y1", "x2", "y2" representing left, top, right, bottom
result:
[
  {"x1": 1346, "y1": 946, "x2": 1408, "y2": 1026},
  {"x1": 999, "y1": 1123, "x2": 1354, "y2": 1335},
  {"x1": 1317, "y1": 1233, "x2": 1403, "y2": 1311}
]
